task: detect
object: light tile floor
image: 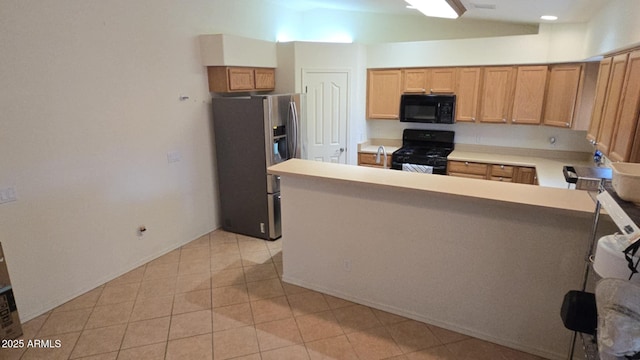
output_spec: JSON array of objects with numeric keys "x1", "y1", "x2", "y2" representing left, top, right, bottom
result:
[{"x1": 2, "y1": 230, "x2": 549, "y2": 360}]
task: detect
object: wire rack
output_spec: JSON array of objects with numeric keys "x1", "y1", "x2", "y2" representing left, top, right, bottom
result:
[{"x1": 580, "y1": 332, "x2": 600, "y2": 360}]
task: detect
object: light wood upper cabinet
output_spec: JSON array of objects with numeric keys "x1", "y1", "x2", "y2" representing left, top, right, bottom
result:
[
  {"x1": 455, "y1": 67, "x2": 482, "y2": 122},
  {"x1": 402, "y1": 69, "x2": 429, "y2": 93},
  {"x1": 207, "y1": 66, "x2": 275, "y2": 93},
  {"x1": 367, "y1": 69, "x2": 403, "y2": 120},
  {"x1": 227, "y1": 68, "x2": 255, "y2": 91},
  {"x1": 511, "y1": 66, "x2": 548, "y2": 125},
  {"x1": 254, "y1": 68, "x2": 275, "y2": 90},
  {"x1": 402, "y1": 68, "x2": 456, "y2": 94},
  {"x1": 543, "y1": 64, "x2": 583, "y2": 128},
  {"x1": 610, "y1": 50, "x2": 640, "y2": 162},
  {"x1": 430, "y1": 68, "x2": 456, "y2": 93},
  {"x1": 597, "y1": 53, "x2": 629, "y2": 155},
  {"x1": 587, "y1": 58, "x2": 613, "y2": 144},
  {"x1": 479, "y1": 67, "x2": 515, "y2": 123}
]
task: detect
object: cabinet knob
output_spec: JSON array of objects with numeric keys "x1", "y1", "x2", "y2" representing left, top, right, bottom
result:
[
  {"x1": 500, "y1": 165, "x2": 505, "y2": 169},
  {"x1": 502, "y1": 118, "x2": 507, "y2": 123},
  {"x1": 565, "y1": 122, "x2": 570, "y2": 128},
  {"x1": 512, "y1": 119, "x2": 516, "y2": 122},
  {"x1": 499, "y1": 177, "x2": 504, "y2": 181},
  {"x1": 464, "y1": 162, "x2": 469, "y2": 166},
  {"x1": 430, "y1": 89, "x2": 434, "y2": 94},
  {"x1": 471, "y1": 117, "x2": 476, "y2": 121}
]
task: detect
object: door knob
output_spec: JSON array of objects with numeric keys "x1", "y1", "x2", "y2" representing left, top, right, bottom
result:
[{"x1": 339, "y1": 148, "x2": 345, "y2": 153}]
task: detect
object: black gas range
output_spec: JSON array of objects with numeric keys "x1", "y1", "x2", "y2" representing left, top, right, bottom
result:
[{"x1": 391, "y1": 129, "x2": 455, "y2": 175}]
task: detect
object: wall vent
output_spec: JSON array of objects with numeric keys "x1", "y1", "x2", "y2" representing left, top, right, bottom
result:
[{"x1": 470, "y1": 3, "x2": 496, "y2": 10}]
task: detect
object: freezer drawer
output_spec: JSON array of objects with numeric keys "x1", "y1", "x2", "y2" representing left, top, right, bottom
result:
[{"x1": 267, "y1": 193, "x2": 282, "y2": 240}]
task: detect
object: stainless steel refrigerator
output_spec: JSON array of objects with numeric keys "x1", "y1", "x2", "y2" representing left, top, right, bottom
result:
[{"x1": 212, "y1": 94, "x2": 302, "y2": 240}]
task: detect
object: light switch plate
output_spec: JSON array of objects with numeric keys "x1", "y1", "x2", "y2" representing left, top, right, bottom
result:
[
  {"x1": 0, "y1": 187, "x2": 17, "y2": 204},
  {"x1": 167, "y1": 151, "x2": 182, "y2": 163}
]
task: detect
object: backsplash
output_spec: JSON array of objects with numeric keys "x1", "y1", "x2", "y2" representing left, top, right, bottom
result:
[{"x1": 367, "y1": 120, "x2": 594, "y2": 153}]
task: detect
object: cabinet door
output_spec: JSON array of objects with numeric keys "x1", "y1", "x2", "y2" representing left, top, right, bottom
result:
[
  {"x1": 403, "y1": 69, "x2": 429, "y2": 93},
  {"x1": 610, "y1": 50, "x2": 640, "y2": 162},
  {"x1": 430, "y1": 68, "x2": 456, "y2": 93},
  {"x1": 367, "y1": 70, "x2": 403, "y2": 120},
  {"x1": 227, "y1": 67, "x2": 255, "y2": 91},
  {"x1": 447, "y1": 161, "x2": 488, "y2": 177},
  {"x1": 511, "y1": 66, "x2": 548, "y2": 125},
  {"x1": 514, "y1": 167, "x2": 537, "y2": 185},
  {"x1": 587, "y1": 58, "x2": 613, "y2": 144},
  {"x1": 455, "y1": 67, "x2": 481, "y2": 122},
  {"x1": 597, "y1": 53, "x2": 629, "y2": 155},
  {"x1": 254, "y1": 68, "x2": 275, "y2": 90},
  {"x1": 358, "y1": 152, "x2": 391, "y2": 168},
  {"x1": 543, "y1": 64, "x2": 583, "y2": 128},
  {"x1": 479, "y1": 67, "x2": 514, "y2": 123}
]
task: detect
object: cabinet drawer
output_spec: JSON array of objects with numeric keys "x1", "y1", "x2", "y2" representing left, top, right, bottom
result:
[
  {"x1": 358, "y1": 153, "x2": 391, "y2": 167},
  {"x1": 448, "y1": 161, "x2": 488, "y2": 176},
  {"x1": 490, "y1": 164, "x2": 514, "y2": 177},
  {"x1": 490, "y1": 176, "x2": 514, "y2": 182},
  {"x1": 450, "y1": 172, "x2": 487, "y2": 180}
]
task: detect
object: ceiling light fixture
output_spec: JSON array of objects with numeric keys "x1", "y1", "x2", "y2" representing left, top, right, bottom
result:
[
  {"x1": 540, "y1": 15, "x2": 558, "y2": 21},
  {"x1": 404, "y1": 0, "x2": 467, "y2": 19}
]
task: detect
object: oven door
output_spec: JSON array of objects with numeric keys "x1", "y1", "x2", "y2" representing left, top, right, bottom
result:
[{"x1": 392, "y1": 157, "x2": 448, "y2": 175}]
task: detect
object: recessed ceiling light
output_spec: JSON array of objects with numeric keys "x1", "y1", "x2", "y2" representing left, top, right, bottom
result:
[{"x1": 540, "y1": 15, "x2": 558, "y2": 21}]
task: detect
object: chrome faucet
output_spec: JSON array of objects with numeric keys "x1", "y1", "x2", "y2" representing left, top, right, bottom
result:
[{"x1": 375, "y1": 145, "x2": 387, "y2": 169}]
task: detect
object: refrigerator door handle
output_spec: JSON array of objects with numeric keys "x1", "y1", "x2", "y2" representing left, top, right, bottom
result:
[{"x1": 288, "y1": 100, "x2": 299, "y2": 159}]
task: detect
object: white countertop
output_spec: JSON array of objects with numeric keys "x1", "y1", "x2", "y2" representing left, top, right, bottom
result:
[
  {"x1": 269, "y1": 159, "x2": 595, "y2": 214},
  {"x1": 358, "y1": 140, "x2": 595, "y2": 189}
]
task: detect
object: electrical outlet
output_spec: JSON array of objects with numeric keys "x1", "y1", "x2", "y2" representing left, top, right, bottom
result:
[
  {"x1": 343, "y1": 259, "x2": 352, "y2": 272},
  {"x1": 0, "y1": 187, "x2": 17, "y2": 204},
  {"x1": 167, "y1": 151, "x2": 182, "y2": 163}
]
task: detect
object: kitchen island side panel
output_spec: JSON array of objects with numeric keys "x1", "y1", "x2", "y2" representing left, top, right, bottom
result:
[{"x1": 279, "y1": 175, "x2": 594, "y2": 360}]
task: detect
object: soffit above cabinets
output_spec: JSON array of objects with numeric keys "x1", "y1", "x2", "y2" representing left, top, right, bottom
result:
[
  {"x1": 199, "y1": 34, "x2": 277, "y2": 68},
  {"x1": 265, "y1": 0, "x2": 611, "y2": 24}
]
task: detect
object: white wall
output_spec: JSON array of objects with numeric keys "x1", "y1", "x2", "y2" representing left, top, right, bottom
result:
[
  {"x1": 366, "y1": 23, "x2": 591, "y2": 69},
  {"x1": 0, "y1": 0, "x2": 301, "y2": 321},
  {"x1": 584, "y1": 0, "x2": 640, "y2": 56},
  {"x1": 368, "y1": 121, "x2": 594, "y2": 153},
  {"x1": 293, "y1": 9, "x2": 539, "y2": 44}
]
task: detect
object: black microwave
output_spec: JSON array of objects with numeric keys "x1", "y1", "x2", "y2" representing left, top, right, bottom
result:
[{"x1": 400, "y1": 94, "x2": 456, "y2": 124}]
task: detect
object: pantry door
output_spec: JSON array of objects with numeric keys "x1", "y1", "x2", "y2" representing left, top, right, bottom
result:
[{"x1": 301, "y1": 70, "x2": 349, "y2": 163}]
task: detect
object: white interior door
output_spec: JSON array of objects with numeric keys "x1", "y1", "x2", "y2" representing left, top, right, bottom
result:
[{"x1": 302, "y1": 70, "x2": 349, "y2": 163}]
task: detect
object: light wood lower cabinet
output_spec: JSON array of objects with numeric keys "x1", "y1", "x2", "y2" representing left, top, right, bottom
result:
[
  {"x1": 448, "y1": 161, "x2": 489, "y2": 177},
  {"x1": 514, "y1": 167, "x2": 538, "y2": 185},
  {"x1": 448, "y1": 160, "x2": 537, "y2": 185},
  {"x1": 358, "y1": 152, "x2": 392, "y2": 168}
]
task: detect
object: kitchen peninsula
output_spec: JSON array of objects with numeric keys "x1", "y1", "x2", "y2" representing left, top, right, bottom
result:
[{"x1": 268, "y1": 158, "x2": 604, "y2": 360}]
